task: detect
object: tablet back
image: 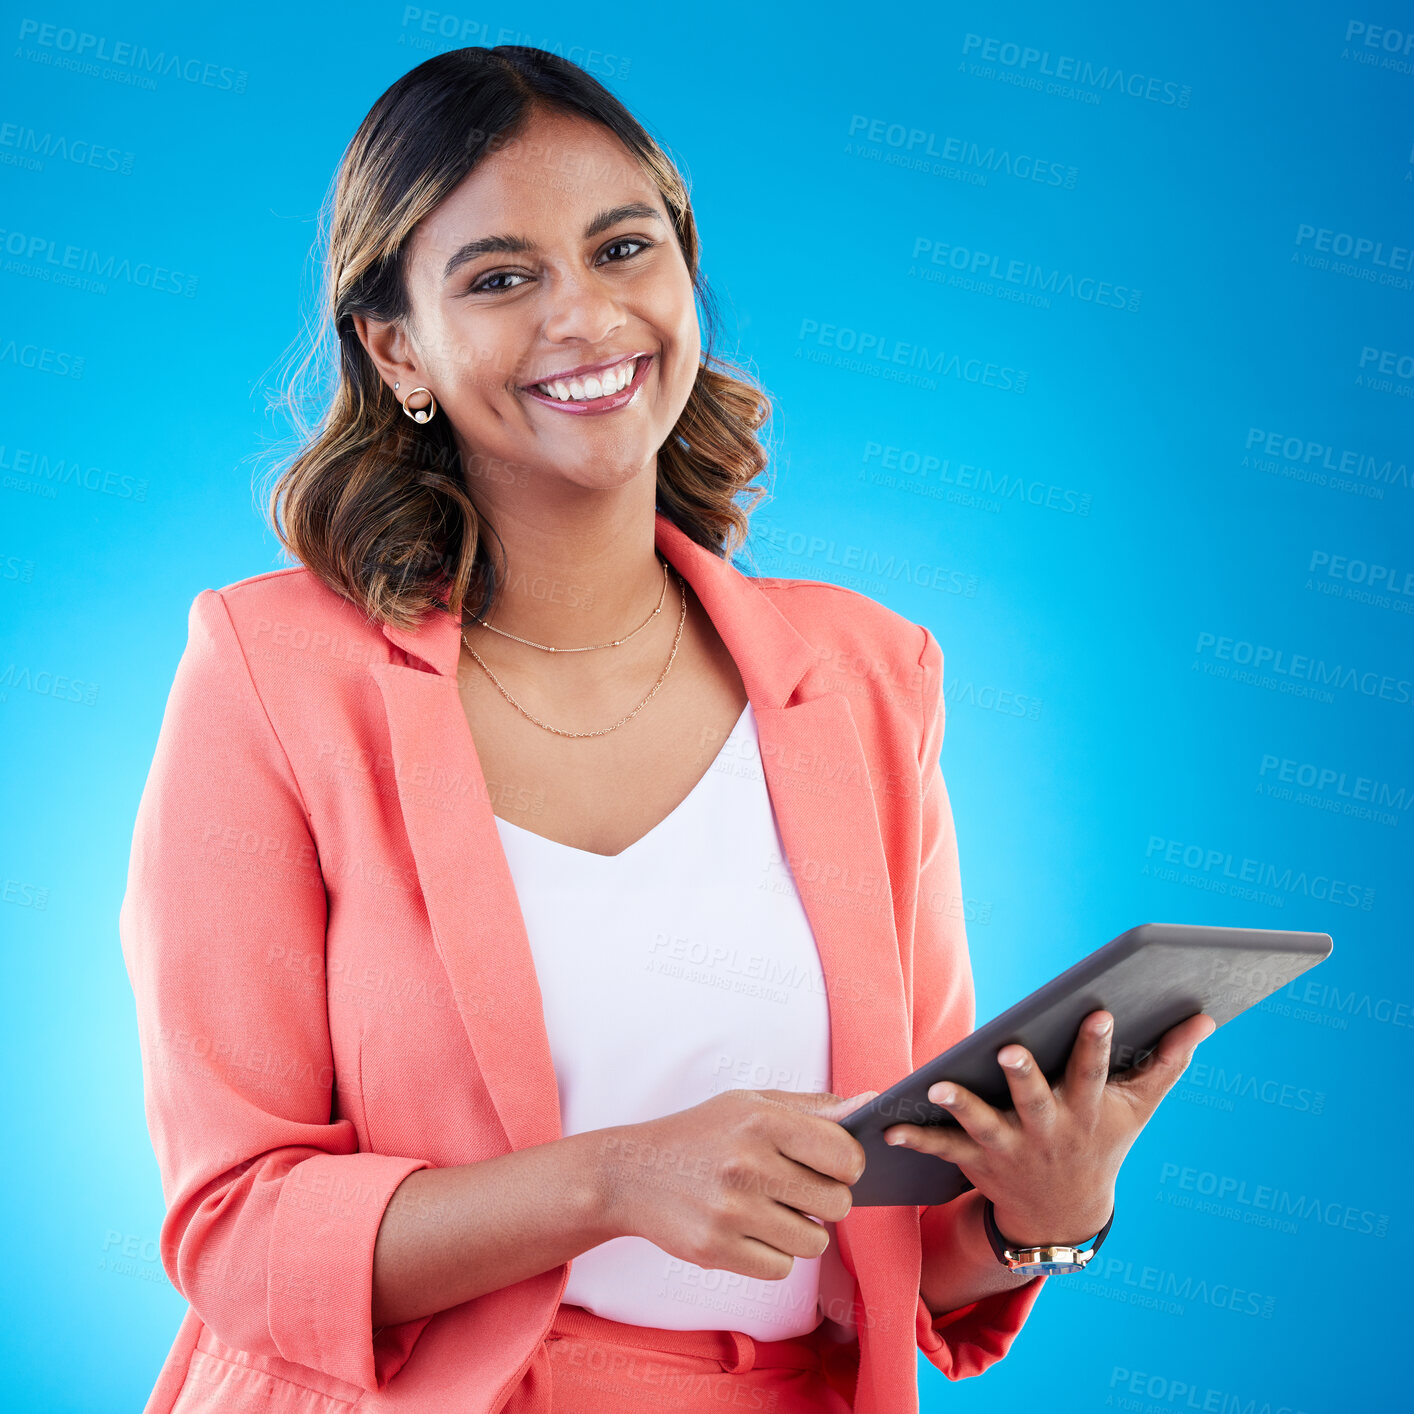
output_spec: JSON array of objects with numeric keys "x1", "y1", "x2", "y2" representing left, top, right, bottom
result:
[{"x1": 840, "y1": 922, "x2": 1333, "y2": 1206}]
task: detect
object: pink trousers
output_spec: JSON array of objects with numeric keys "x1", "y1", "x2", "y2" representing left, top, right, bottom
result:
[{"x1": 508, "y1": 1302, "x2": 859, "y2": 1412}]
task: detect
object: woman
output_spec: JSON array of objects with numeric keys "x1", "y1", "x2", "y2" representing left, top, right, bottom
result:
[{"x1": 119, "y1": 46, "x2": 1215, "y2": 1414}]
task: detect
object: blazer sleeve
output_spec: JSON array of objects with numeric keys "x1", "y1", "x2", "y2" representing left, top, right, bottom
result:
[
  {"x1": 118, "y1": 588, "x2": 435, "y2": 1394},
  {"x1": 907, "y1": 624, "x2": 1050, "y2": 1379}
]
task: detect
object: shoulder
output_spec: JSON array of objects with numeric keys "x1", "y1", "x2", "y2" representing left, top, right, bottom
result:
[
  {"x1": 176, "y1": 566, "x2": 390, "y2": 694},
  {"x1": 744, "y1": 571, "x2": 944, "y2": 751},
  {"x1": 748, "y1": 574, "x2": 930, "y2": 657},
  {"x1": 208, "y1": 564, "x2": 357, "y2": 620},
  {"x1": 191, "y1": 565, "x2": 378, "y2": 646}
]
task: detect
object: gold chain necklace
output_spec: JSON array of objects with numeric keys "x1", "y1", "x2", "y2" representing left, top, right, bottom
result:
[
  {"x1": 465, "y1": 558, "x2": 670, "y2": 653},
  {"x1": 459, "y1": 570, "x2": 688, "y2": 739}
]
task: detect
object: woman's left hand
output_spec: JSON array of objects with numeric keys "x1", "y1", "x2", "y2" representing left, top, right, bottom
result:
[{"x1": 883, "y1": 1008, "x2": 1217, "y2": 1247}]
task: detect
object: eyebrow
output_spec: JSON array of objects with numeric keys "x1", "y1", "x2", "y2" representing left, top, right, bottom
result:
[{"x1": 441, "y1": 202, "x2": 667, "y2": 283}]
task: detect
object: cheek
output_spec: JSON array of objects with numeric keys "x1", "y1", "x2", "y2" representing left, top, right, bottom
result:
[
  {"x1": 663, "y1": 297, "x2": 701, "y2": 382},
  {"x1": 432, "y1": 307, "x2": 518, "y2": 394},
  {"x1": 642, "y1": 264, "x2": 699, "y2": 351}
]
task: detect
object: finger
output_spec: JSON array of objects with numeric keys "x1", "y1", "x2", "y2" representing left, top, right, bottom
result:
[
  {"x1": 921, "y1": 1080, "x2": 1013, "y2": 1150},
  {"x1": 1110, "y1": 1012, "x2": 1217, "y2": 1115},
  {"x1": 718, "y1": 1232, "x2": 804, "y2": 1282},
  {"x1": 735, "y1": 1148, "x2": 854, "y2": 1227},
  {"x1": 882, "y1": 1117, "x2": 985, "y2": 1168},
  {"x1": 739, "y1": 1206, "x2": 833, "y2": 1266},
  {"x1": 994, "y1": 1043, "x2": 1059, "y2": 1132},
  {"x1": 1060, "y1": 1010, "x2": 1114, "y2": 1121},
  {"x1": 771, "y1": 1109, "x2": 871, "y2": 1188},
  {"x1": 755, "y1": 1153, "x2": 855, "y2": 1223}
]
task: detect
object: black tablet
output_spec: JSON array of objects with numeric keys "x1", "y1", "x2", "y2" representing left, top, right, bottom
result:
[{"x1": 838, "y1": 922, "x2": 1334, "y2": 1207}]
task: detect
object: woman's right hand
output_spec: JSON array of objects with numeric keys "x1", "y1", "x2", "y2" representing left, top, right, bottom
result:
[{"x1": 593, "y1": 1088, "x2": 877, "y2": 1280}]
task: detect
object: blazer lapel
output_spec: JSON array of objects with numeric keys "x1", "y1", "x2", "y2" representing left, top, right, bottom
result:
[
  {"x1": 747, "y1": 691, "x2": 921, "y2": 1335},
  {"x1": 369, "y1": 513, "x2": 919, "y2": 1297},
  {"x1": 369, "y1": 657, "x2": 562, "y2": 1154}
]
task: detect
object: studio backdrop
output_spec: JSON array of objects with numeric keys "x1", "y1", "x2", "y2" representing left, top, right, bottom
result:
[{"x1": 1, "y1": 4, "x2": 1408, "y2": 1412}]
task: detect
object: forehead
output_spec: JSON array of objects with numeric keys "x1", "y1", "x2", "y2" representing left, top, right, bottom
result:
[{"x1": 410, "y1": 109, "x2": 662, "y2": 268}]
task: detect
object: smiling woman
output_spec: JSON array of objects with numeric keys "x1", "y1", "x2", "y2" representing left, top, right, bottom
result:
[
  {"x1": 117, "y1": 43, "x2": 1130, "y2": 1414},
  {"x1": 269, "y1": 53, "x2": 766, "y2": 638}
]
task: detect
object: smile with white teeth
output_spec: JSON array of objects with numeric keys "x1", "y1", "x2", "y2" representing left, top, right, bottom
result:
[{"x1": 531, "y1": 356, "x2": 639, "y2": 402}]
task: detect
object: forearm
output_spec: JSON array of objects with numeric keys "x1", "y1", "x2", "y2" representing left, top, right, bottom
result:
[
  {"x1": 918, "y1": 1187, "x2": 1037, "y2": 1318},
  {"x1": 371, "y1": 1127, "x2": 620, "y2": 1328}
]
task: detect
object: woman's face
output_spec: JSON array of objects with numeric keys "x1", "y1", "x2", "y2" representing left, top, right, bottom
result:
[{"x1": 363, "y1": 107, "x2": 701, "y2": 510}]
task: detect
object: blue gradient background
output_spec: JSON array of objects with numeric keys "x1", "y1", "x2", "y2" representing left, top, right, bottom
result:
[{"x1": 2, "y1": 4, "x2": 1409, "y2": 1411}]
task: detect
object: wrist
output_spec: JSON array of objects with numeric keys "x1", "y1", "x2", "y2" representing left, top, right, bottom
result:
[
  {"x1": 577, "y1": 1126, "x2": 634, "y2": 1246},
  {"x1": 989, "y1": 1193, "x2": 1115, "y2": 1250},
  {"x1": 582, "y1": 1119, "x2": 644, "y2": 1244}
]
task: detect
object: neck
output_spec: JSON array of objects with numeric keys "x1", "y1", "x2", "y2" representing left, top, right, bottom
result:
[{"x1": 462, "y1": 483, "x2": 671, "y2": 655}]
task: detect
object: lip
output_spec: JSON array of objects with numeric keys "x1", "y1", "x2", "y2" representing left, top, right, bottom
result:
[
  {"x1": 521, "y1": 353, "x2": 653, "y2": 416},
  {"x1": 522, "y1": 351, "x2": 650, "y2": 389}
]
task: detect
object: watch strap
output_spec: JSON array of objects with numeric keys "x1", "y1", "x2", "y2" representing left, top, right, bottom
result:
[{"x1": 982, "y1": 1197, "x2": 1115, "y2": 1269}]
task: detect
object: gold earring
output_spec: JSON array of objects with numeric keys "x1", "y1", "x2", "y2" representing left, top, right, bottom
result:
[{"x1": 400, "y1": 386, "x2": 438, "y2": 424}]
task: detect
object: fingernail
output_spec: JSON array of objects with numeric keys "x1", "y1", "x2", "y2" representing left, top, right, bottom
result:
[
  {"x1": 1096, "y1": 1016, "x2": 1113, "y2": 1035},
  {"x1": 885, "y1": 1132, "x2": 911, "y2": 1147},
  {"x1": 930, "y1": 1083, "x2": 957, "y2": 1105}
]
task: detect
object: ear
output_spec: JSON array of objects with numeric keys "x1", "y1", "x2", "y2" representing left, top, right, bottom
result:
[{"x1": 351, "y1": 312, "x2": 424, "y2": 400}]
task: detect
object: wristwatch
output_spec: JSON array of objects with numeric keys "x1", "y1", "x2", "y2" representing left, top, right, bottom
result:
[{"x1": 982, "y1": 1197, "x2": 1115, "y2": 1275}]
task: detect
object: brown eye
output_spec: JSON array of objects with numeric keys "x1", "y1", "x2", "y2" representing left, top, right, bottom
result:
[
  {"x1": 470, "y1": 270, "x2": 530, "y2": 294},
  {"x1": 601, "y1": 237, "x2": 653, "y2": 262}
]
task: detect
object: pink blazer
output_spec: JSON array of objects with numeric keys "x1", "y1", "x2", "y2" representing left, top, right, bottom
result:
[{"x1": 120, "y1": 510, "x2": 1046, "y2": 1414}]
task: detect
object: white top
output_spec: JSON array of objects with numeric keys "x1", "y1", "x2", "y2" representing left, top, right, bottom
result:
[{"x1": 493, "y1": 700, "x2": 854, "y2": 1340}]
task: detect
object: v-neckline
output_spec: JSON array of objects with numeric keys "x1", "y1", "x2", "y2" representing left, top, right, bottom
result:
[{"x1": 492, "y1": 700, "x2": 754, "y2": 861}]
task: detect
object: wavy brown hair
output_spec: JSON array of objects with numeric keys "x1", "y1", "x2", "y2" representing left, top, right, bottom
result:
[{"x1": 258, "y1": 45, "x2": 774, "y2": 632}]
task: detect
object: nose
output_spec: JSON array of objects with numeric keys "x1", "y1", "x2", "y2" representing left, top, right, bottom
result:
[{"x1": 538, "y1": 264, "x2": 627, "y2": 347}]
